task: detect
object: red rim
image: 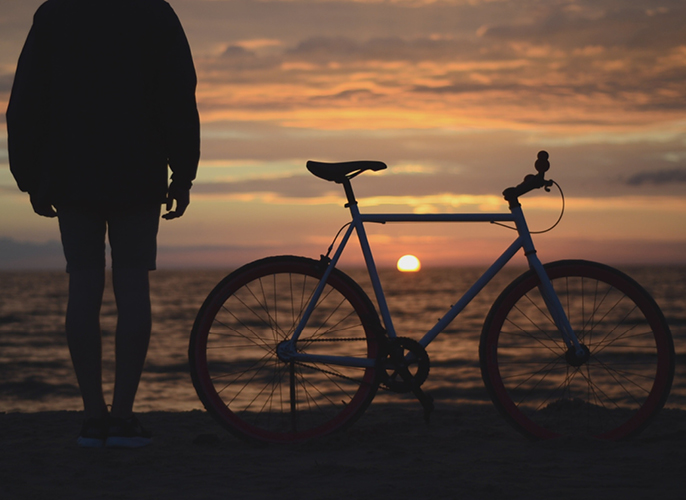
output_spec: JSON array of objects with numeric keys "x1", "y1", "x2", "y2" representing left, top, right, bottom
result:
[
  {"x1": 481, "y1": 261, "x2": 673, "y2": 440},
  {"x1": 189, "y1": 257, "x2": 381, "y2": 443}
]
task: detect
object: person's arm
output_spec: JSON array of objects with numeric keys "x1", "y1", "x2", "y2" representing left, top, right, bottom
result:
[
  {"x1": 162, "y1": 181, "x2": 190, "y2": 220},
  {"x1": 6, "y1": 4, "x2": 56, "y2": 217},
  {"x1": 160, "y1": 4, "x2": 200, "y2": 220}
]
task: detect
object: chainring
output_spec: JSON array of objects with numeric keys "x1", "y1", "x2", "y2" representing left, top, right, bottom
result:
[{"x1": 381, "y1": 337, "x2": 430, "y2": 393}]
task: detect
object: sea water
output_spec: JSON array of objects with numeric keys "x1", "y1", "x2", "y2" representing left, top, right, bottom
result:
[{"x1": 1, "y1": 266, "x2": 684, "y2": 413}]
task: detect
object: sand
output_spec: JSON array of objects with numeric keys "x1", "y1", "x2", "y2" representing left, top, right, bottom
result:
[{"x1": 2, "y1": 402, "x2": 685, "y2": 500}]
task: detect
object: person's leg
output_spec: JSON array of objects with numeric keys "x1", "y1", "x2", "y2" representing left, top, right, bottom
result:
[
  {"x1": 58, "y1": 207, "x2": 108, "y2": 422},
  {"x1": 65, "y1": 268, "x2": 107, "y2": 420},
  {"x1": 107, "y1": 204, "x2": 159, "y2": 420},
  {"x1": 110, "y1": 268, "x2": 151, "y2": 419}
]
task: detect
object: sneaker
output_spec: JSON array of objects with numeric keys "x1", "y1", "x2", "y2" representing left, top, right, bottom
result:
[
  {"x1": 77, "y1": 416, "x2": 108, "y2": 448},
  {"x1": 105, "y1": 415, "x2": 152, "y2": 448}
]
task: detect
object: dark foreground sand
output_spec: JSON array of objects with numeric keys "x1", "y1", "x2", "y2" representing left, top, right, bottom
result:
[{"x1": 1, "y1": 402, "x2": 685, "y2": 500}]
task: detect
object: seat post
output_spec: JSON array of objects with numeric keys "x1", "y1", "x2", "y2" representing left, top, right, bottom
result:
[{"x1": 340, "y1": 177, "x2": 357, "y2": 207}]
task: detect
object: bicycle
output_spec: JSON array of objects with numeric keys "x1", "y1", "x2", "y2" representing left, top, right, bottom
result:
[{"x1": 189, "y1": 151, "x2": 675, "y2": 443}]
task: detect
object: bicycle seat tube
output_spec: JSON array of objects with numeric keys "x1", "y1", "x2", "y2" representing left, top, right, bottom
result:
[{"x1": 342, "y1": 177, "x2": 398, "y2": 338}]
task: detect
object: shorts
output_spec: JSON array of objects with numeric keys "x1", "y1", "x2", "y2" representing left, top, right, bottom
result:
[{"x1": 57, "y1": 205, "x2": 160, "y2": 272}]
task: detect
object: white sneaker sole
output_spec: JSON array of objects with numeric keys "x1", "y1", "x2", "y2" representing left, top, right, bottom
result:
[{"x1": 105, "y1": 436, "x2": 152, "y2": 448}]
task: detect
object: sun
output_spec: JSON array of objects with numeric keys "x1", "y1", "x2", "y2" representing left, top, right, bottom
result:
[{"x1": 397, "y1": 255, "x2": 421, "y2": 272}]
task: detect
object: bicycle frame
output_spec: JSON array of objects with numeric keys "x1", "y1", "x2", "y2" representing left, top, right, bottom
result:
[
  {"x1": 190, "y1": 151, "x2": 674, "y2": 443},
  {"x1": 278, "y1": 182, "x2": 584, "y2": 368}
]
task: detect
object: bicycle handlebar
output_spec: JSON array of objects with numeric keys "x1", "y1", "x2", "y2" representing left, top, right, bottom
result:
[{"x1": 502, "y1": 151, "x2": 554, "y2": 204}]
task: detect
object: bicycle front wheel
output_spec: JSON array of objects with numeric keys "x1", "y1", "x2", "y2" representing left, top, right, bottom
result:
[
  {"x1": 479, "y1": 260, "x2": 674, "y2": 440},
  {"x1": 189, "y1": 256, "x2": 383, "y2": 443}
]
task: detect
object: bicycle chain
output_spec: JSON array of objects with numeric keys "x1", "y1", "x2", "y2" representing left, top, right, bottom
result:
[
  {"x1": 291, "y1": 335, "x2": 385, "y2": 389},
  {"x1": 292, "y1": 335, "x2": 435, "y2": 423},
  {"x1": 292, "y1": 359, "x2": 380, "y2": 388},
  {"x1": 300, "y1": 337, "x2": 369, "y2": 343},
  {"x1": 291, "y1": 336, "x2": 429, "y2": 394}
]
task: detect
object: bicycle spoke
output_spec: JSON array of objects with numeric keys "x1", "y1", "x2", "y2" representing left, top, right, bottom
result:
[
  {"x1": 189, "y1": 256, "x2": 380, "y2": 443},
  {"x1": 480, "y1": 261, "x2": 673, "y2": 440}
]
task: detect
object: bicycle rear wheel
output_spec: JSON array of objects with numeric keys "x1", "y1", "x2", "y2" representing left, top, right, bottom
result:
[
  {"x1": 189, "y1": 256, "x2": 383, "y2": 443},
  {"x1": 479, "y1": 260, "x2": 674, "y2": 440}
]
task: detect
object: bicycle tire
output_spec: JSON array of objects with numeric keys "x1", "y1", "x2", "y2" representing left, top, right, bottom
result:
[
  {"x1": 479, "y1": 260, "x2": 674, "y2": 440},
  {"x1": 189, "y1": 256, "x2": 383, "y2": 443}
]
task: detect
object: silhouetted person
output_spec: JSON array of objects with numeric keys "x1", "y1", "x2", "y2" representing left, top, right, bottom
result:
[{"x1": 6, "y1": 0, "x2": 200, "y2": 448}]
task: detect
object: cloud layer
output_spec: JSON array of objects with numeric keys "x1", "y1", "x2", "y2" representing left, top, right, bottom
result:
[
  {"x1": 183, "y1": 0, "x2": 686, "y2": 132},
  {"x1": 0, "y1": 0, "x2": 684, "y2": 264}
]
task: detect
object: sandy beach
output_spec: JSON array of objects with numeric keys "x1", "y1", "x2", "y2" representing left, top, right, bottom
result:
[
  {"x1": 2, "y1": 268, "x2": 684, "y2": 499},
  {"x1": 2, "y1": 401, "x2": 685, "y2": 500}
]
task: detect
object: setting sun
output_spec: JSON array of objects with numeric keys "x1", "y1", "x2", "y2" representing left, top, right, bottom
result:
[{"x1": 397, "y1": 255, "x2": 421, "y2": 272}]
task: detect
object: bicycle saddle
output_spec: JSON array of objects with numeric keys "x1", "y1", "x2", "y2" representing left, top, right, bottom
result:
[{"x1": 307, "y1": 160, "x2": 387, "y2": 183}]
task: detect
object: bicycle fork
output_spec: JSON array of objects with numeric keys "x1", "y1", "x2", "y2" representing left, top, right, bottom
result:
[
  {"x1": 515, "y1": 206, "x2": 589, "y2": 363},
  {"x1": 532, "y1": 260, "x2": 588, "y2": 355}
]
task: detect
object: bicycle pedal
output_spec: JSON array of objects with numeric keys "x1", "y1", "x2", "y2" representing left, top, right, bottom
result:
[{"x1": 409, "y1": 385, "x2": 433, "y2": 424}]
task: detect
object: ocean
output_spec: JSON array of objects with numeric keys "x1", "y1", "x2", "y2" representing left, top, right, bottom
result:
[{"x1": 1, "y1": 265, "x2": 685, "y2": 414}]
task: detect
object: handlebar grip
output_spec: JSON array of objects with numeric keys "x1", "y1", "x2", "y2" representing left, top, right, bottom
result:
[
  {"x1": 535, "y1": 151, "x2": 549, "y2": 173},
  {"x1": 502, "y1": 151, "x2": 553, "y2": 203}
]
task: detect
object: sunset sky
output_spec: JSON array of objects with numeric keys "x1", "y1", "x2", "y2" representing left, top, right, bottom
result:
[{"x1": 1, "y1": 0, "x2": 685, "y2": 269}]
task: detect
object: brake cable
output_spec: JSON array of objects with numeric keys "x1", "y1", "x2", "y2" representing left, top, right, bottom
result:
[{"x1": 491, "y1": 180, "x2": 565, "y2": 234}]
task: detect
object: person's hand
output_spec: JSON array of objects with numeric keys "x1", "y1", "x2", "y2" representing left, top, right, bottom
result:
[
  {"x1": 162, "y1": 182, "x2": 190, "y2": 220},
  {"x1": 30, "y1": 194, "x2": 57, "y2": 218}
]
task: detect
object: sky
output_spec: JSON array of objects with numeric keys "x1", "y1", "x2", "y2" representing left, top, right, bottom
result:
[{"x1": 1, "y1": 0, "x2": 685, "y2": 269}]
